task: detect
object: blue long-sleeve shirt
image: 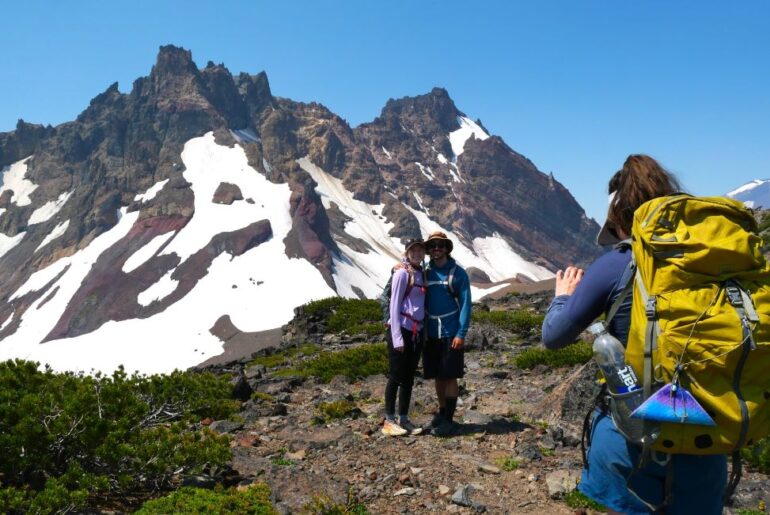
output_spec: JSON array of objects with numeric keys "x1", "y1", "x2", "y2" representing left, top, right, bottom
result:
[
  {"x1": 426, "y1": 257, "x2": 472, "y2": 339},
  {"x1": 542, "y1": 246, "x2": 634, "y2": 349}
]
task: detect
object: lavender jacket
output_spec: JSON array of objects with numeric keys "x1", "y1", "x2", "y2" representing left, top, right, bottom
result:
[{"x1": 389, "y1": 264, "x2": 427, "y2": 349}]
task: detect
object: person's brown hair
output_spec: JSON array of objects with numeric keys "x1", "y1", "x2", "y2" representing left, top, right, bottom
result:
[{"x1": 606, "y1": 155, "x2": 682, "y2": 237}]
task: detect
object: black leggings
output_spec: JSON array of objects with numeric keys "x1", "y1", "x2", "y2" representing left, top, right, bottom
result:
[{"x1": 385, "y1": 327, "x2": 423, "y2": 417}]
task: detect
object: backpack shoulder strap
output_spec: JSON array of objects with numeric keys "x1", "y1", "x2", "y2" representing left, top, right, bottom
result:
[
  {"x1": 404, "y1": 269, "x2": 415, "y2": 299},
  {"x1": 603, "y1": 243, "x2": 635, "y2": 328},
  {"x1": 447, "y1": 265, "x2": 457, "y2": 296}
]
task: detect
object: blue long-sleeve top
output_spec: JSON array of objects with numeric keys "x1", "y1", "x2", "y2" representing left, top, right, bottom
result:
[
  {"x1": 426, "y1": 257, "x2": 472, "y2": 339},
  {"x1": 542, "y1": 246, "x2": 634, "y2": 349}
]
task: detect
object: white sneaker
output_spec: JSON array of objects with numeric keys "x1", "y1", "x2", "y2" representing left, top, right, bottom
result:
[
  {"x1": 382, "y1": 419, "x2": 408, "y2": 436},
  {"x1": 399, "y1": 419, "x2": 423, "y2": 436}
]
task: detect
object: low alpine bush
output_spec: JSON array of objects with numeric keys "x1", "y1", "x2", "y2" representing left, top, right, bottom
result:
[
  {"x1": 136, "y1": 484, "x2": 275, "y2": 514},
  {"x1": 0, "y1": 360, "x2": 237, "y2": 514},
  {"x1": 472, "y1": 309, "x2": 545, "y2": 333},
  {"x1": 563, "y1": 490, "x2": 606, "y2": 511},
  {"x1": 513, "y1": 342, "x2": 593, "y2": 369},
  {"x1": 277, "y1": 343, "x2": 388, "y2": 383},
  {"x1": 302, "y1": 297, "x2": 383, "y2": 336},
  {"x1": 742, "y1": 437, "x2": 770, "y2": 474}
]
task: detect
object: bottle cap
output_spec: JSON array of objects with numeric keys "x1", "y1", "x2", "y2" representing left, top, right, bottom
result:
[{"x1": 589, "y1": 322, "x2": 607, "y2": 335}]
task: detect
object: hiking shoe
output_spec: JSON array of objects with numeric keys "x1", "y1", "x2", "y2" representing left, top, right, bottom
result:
[
  {"x1": 382, "y1": 419, "x2": 408, "y2": 436},
  {"x1": 431, "y1": 420, "x2": 457, "y2": 437},
  {"x1": 423, "y1": 413, "x2": 446, "y2": 433},
  {"x1": 399, "y1": 419, "x2": 423, "y2": 436}
]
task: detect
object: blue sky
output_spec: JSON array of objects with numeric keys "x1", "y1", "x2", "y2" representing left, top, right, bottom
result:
[{"x1": 1, "y1": 1, "x2": 768, "y2": 223}]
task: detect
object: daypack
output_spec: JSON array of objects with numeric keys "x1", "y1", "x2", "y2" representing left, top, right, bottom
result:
[
  {"x1": 379, "y1": 267, "x2": 425, "y2": 323},
  {"x1": 607, "y1": 195, "x2": 770, "y2": 457}
]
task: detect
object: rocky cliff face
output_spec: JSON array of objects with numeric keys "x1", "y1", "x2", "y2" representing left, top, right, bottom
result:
[{"x1": 0, "y1": 45, "x2": 601, "y2": 373}]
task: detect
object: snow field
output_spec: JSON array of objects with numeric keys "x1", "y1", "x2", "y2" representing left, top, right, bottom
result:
[
  {"x1": 0, "y1": 232, "x2": 26, "y2": 259},
  {"x1": 1, "y1": 134, "x2": 335, "y2": 374},
  {"x1": 298, "y1": 157, "x2": 405, "y2": 297},
  {"x1": 134, "y1": 179, "x2": 169, "y2": 203},
  {"x1": 28, "y1": 191, "x2": 73, "y2": 225},
  {"x1": 300, "y1": 156, "x2": 553, "y2": 300},
  {"x1": 0, "y1": 156, "x2": 37, "y2": 206},
  {"x1": 404, "y1": 206, "x2": 553, "y2": 283},
  {"x1": 122, "y1": 233, "x2": 175, "y2": 273},
  {"x1": 448, "y1": 116, "x2": 489, "y2": 161},
  {"x1": 35, "y1": 220, "x2": 70, "y2": 252}
]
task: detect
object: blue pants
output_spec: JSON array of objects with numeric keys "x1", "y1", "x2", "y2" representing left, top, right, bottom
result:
[{"x1": 579, "y1": 411, "x2": 727, "y2": 514}]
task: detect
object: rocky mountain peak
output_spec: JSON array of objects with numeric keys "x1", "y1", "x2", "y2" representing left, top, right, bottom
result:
[
  {"x1": 376, "y1": 87, "x2": 461, "y2": 137},
  {"x1": 151, "y1": 45, "x2": 199, "y2": 80},
  {"x1": 0, "y1": 46, "x2": 603, "y2": 373}
]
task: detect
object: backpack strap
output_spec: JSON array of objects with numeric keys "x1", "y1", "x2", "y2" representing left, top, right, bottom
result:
[{"x1": 724, "y1": 451, "x2": 742, "y2": 505}]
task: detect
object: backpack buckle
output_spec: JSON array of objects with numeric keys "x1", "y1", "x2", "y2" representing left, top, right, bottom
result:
[
  {"x1": 725, "y1": 285, "x2": 743, "y2": 307},
  {"x1": 645, "y1": 297, "x2": 657, "y2": 320}
]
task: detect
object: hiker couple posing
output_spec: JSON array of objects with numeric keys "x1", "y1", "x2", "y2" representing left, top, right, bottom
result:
[{"x1": 382, "y1": 231, "x2": 472, "y2": 437}]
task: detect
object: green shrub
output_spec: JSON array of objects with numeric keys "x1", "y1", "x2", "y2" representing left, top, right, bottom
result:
[
  {"x1": 563, "y1": 490, "x2": 606, "y2": 511},
  {"x1": 249, "y1": 344, "x2": 321, "y2": 369},
  {"x1": 495, "y1": 456, "x2": 519, "y2": 471},
  {"x1": 316, "y1": 399, "x2": 357, "y2": 423},
  {"x1": 302, "y1": 490, "x2": 369, "y2": 515},
  {"x1": 0, "y1": 360, "x2": 236, "y2": 514},
  {"x1": 136, "y1": 484, "x2": 275, "y2": 514},
  {"x1": 472, "y1": 309, "x2": 544, "y2": 333},
  {"x1": 278, "y1": 344, "x2": 388, "y2": 383},
  {"x1": 742, "y1": 437, "x2": 770, "y2": 474},
  {"x1": 304, "y1": 297, "x2": 345, "y2": 315},
  {"x1": 513, "y1": 342, "x2": 593, "y2": 369},
  {"x1": 303, "y1": 297, "x2": 383, "y2": 335}
]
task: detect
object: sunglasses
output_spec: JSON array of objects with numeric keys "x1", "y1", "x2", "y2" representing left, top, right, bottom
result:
[{"x1": 426, "y1": 243, "x2": 448, "y2": 251}]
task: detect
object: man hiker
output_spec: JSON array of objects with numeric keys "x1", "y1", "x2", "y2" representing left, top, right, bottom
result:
[{"x1": 422, "y1": 231, "x2": 472, "y2": 436}]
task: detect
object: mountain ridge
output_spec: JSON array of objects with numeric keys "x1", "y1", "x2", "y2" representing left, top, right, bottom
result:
[{"x1": 0, "y1": 45, "x2": 601, "y2": 373}]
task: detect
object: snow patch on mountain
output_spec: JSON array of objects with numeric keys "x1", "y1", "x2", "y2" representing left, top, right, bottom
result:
[
  {"x1": 415, "y1": 162, "x2": 436, "y2": 182},
  {"x1": 231, "y1": 128, "x2": 259, "y2": 143},
  {"x1": 726, "y1": 179, "x2": 770, "y2": 209},
  {"x1": 299, "y1": 156, "x2": 553, "y2": 298},
  {"x1": 134, "y1": 179, "x2": 169, "y2": 203},
  {"x1": 449, "y1": 116, "x2": 489, "y2": 160},
  {"x1": 0, "y1": 135, "x2": 336, "y2": 374},
  {"x1": 29, "y1": 191, "x2": 73, "y2": 225},
  {"x1": 404, "y1": 206, "x2": 553, "y2": 283},
  {"x1": 0, "y1": 231, "x2": 26, "y2": 259},
  {"x1": 298, "y1": 157, "x2": 403, "y2": 297},
  {"x1": 122, "y1": 232, "x2": 175, "y2": 273},
  {"x1": 0, "y1": 156, "x2": 37, "y2": 206},
  {"x1": 35, "y1": 220, "x2": 69, "y2": 252},
  {"x1": 137, "y1": 269, "x2": 178, "y2": 306}
]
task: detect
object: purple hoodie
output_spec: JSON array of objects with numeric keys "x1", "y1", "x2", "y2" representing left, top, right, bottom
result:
[{"x1": 389, "y1": 262, "x2": 427, "y2": 349}]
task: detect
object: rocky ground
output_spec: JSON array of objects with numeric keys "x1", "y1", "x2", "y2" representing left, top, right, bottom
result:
[{"x1": 197, "y1": 292, "x2": 769, "y2": 514}]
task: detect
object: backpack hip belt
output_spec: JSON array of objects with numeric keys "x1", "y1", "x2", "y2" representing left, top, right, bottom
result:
[
  {"x1": 429, "y1": 308, "x2": 459, "y2": 338},
  {"x1": 400, "y1": 312, "x2": 424, "y2": 339}
]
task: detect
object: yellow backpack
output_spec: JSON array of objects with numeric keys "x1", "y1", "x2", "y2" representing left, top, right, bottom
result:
[{"x1": 619, "y1": 194, "x2": 770, "y2": 456}]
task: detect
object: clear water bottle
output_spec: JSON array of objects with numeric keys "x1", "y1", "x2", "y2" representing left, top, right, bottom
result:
[{"x1": 589, "y1": 322, "x2": 645, "y2": 441}]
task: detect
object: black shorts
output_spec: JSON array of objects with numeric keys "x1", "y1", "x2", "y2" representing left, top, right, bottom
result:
[
  {"x1": 386, "y1": 327, "x2": 423, "y2": 384},
  {"x1": 423, "y1": 337, "x2": 464, "y2": 379}
]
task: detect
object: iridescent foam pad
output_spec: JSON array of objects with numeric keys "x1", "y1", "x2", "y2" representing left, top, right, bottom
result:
[{"x1": 631, "y1": 383, "x2": 716, "y2": 426}]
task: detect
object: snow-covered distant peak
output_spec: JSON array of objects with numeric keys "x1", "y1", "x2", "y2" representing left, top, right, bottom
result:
[
  {"x1": 726, "y1": 179, "x2": 770, "y2": 209},
  {"x1": 449, "y1": 116, "x2": 489, "y2": 161}
]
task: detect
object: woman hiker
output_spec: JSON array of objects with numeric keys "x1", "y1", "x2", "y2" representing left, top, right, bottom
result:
[
  {"x1": 382, "y1": 238, "x2": 427, "y2": 436},
  {"x1": 541, "y1": 155, "x2": 727, "y2": 514}
]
